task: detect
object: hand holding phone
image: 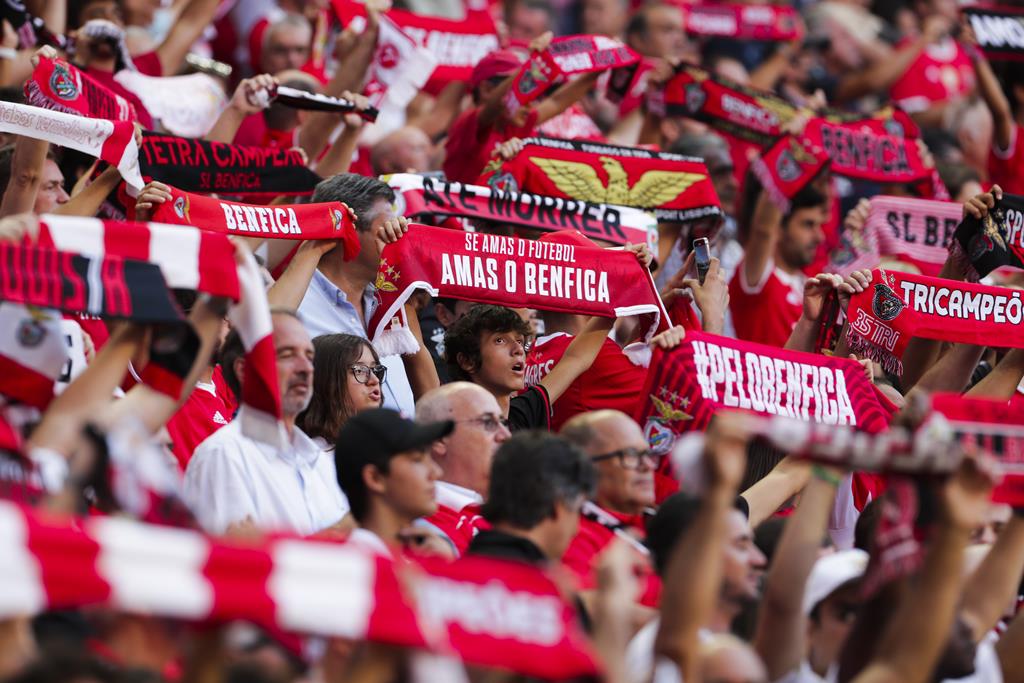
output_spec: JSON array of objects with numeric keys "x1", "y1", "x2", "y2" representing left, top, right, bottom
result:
[{"x1": 693, "y1": 238, "x2": 711, "y2": 285}]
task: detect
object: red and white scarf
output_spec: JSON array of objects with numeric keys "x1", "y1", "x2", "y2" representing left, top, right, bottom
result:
[
  {"x1": 846, "y1": 268, "x2": 1024, "y2": 375},
  {"x1": 0, "y1": 101, "x2": 143, "y2": 191},
  {"x1": 683, "y1": 4, "x2": 803, "y2": 41},
  {"x1": 635, "y1": 331, "x2": 891, "y2": 455},
  {"x1": 25, "y1": 56, "x2": 135, "y2": 121},
  {"x1": 35, "y1": 215, "x2": 240, "y2": 300},
  {"x1": 0, "y1": 303, "x2": 66, "y2": 410},
  {"x1": 386, "y1": 173, "x2": 658, "y2": 251},
  {"x1": 827, "y1": 196, "x2": 962, "y2": 277},
  {"x1": 749, "y1": 133, "x2": 830, "y2": 213},
  {"x1": 0, "y1": 501, "x2": 599, "y2": 679},
  {"x1": 367, "y1": 224, "x2": 667, "y2": 356},
  {"x1": 113, "y1": 70, "x2": 226, "y2": 138},
  {"x1": 332, "y1": 0, "x2": 499, "y2": 94},
  {"x1": 351, "y1": 12, "x2": 436, "y2": 115},
  {"x1": 149, "y1": 186, "x2": 360, "y2": 257}
]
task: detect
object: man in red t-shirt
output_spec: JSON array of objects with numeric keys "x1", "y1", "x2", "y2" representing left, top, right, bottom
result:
[
  {"x1": 415, "y1": 382, "x2": 512, "y2": 555},
  {"x1": 729, "y1": 186, "x2": 828, "y2": 348},
  {"x1": 560, "y1": 409, "x2": 661, "y2": 606},
  {"x1": 443, "y1": 35, "x2": 601, "y2": 183}
]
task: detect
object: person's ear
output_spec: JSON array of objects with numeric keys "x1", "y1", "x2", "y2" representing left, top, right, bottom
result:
[
  {"x1": 456, "y1": 352, "x2": 475, "y2": 377},
  {"x1": 362, "y1": 463, "x2": 388, "y2": 495},
  {"x1": 435, "y1": 303, "x2": 455, "y2": 328}
]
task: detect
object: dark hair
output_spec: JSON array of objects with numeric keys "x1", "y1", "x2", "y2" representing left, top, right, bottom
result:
[
  {"x1": 218, "y1": 329, "x2": 245, "y2": 399},
  {"x1": 334, "y1": 413, "x2": 407, "y2": 523},
  {"x1": 312, "y1": 173, "x2": 395, "y2": 232},
  {"x1": 936, "y1": 161, "x2": 981, "y2": 200},
  {"x1": 443, "y1": 305, "x2": 531, "y2": 382},
  {"x1": 4, "y1": 648, "x2": 118, "y2": 683},
  {"x1": 481, "y1": 431, "x2": 595, "y2": 529},
  {"x1": 298, "y1": 334, "x2": 380, "y2": 441},
  {"x1": 506, "y1": 0, "x2": 555, "y2": 23},
  {"x1": 784, "y1": 185, "x2": 828, "y2": 222},
  {"x1": 645, "y1": 492, "x2": 748, "y2": 576}
]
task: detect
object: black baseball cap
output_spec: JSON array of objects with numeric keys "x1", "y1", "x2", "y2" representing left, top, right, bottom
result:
[{"x1": 335, "y1": 408, "x2": 454, "y2": 459}]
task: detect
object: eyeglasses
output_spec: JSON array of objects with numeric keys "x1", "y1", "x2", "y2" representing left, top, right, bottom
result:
[
  {"x1": 349, "y1": 363, "x2": 387, "y2": 384},
  {"x1": 591, "y1": 447, "x2": 662, "y2": 470},
  {"x1": 458, "y1": 414, "x2": 510, "y2": 433}
]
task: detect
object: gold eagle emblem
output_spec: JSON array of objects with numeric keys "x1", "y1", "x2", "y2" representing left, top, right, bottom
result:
[
  {"x1": 649, "y1": 393, "x2": 692, "y2": 423},
  {"x1": 529, "y1": 155, "x2": 706, "y2": 208}
]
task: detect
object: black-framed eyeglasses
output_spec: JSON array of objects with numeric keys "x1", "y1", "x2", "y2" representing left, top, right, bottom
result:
[
  {"x1": 349, "y1": 363, "x2": 387, "y2": 384},
  {"x1": 591, "y1": 447, "x2": 662, "y2": 470},
  {"x1": 458, "y1": 414, "x2": 510, "y2": 433}
]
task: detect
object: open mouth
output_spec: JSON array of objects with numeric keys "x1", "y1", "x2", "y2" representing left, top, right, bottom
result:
[{"x1": 511, "y1": 362, "x2": 524, "y2": 374}]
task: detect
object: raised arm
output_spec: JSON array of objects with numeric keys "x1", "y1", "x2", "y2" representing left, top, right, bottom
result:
[
  {"x1": 154, "y1": 0, "x2": 221, "y2": 76},
  {"x1": 52, "y1": 165, "x2": 122, "y2": 217},
  {"x1": 966, "y1": 349, "x2": 1024, "y2": 399},
  {"x1": 533, "y1": 71, "x2": 602, "y2": 126},
  {"x1": 960, "y1": 515, "x2": 1024, "y2": 643},
  {"x1": 963, "y1": 19, "x2": 1014, "y2": 152},
  {"x1": 740, "y1": 456, "x2": 811, "y2": 528},
  {"x1": 0, "y1": 135, "x2": 48, "y2": 218},
  {"x1": 754, "y1": 469, "x2": 840, "y2": 680},
  {"x1": 538, "y1": 314, "x2": 616, "y2": 403},
  {"x1": 742, "y1": 188, "x2": 781, "y2": 290},
  {"x1": 205, "y1": 75, "x2": 277, "y2": 144}
]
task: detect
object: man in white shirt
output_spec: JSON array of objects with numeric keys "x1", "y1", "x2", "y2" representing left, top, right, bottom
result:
[
  {"x1": 183, "y1": 309, "x2": 347, "y2": 535},
  {"x1": 414, "y1": 382, "x2": 512, "y2": 554},
  {"x1": 334, "y1": 407, "x2": 453, "y2": 555},
  {"x1": 297, "y1": 173, "x2": 416, "y2": 416}
]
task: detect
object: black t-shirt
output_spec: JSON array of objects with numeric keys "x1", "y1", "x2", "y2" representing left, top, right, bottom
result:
[
  {"x1": 508, "y1": 384, "x2": 551, "y2": 431},
  {"x1": 418, "y1": 302, "x2": 451, "y2": 384}
]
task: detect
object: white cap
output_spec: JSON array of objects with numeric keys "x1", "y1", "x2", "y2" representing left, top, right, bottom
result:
[{"x1": 802, "y1": 549, "x2": 869, "y2": 616}]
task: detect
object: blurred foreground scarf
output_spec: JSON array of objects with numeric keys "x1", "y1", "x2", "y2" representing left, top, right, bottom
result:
[
  {"x1": 26, "y1": 56, "x2": 134, "y2": 121},
  {"x1": 845, "y1": 268, "x2": 1024, "y2": 376}
]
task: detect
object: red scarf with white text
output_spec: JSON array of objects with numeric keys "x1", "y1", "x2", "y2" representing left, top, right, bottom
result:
[
  {"x1": 749, "y1": 133, "x2": 829, "y2": 213},
  {"x1": 367, "y1": 224, "x2": 667, "y2": 356},
  {"x1": 683, "y1": 4, "x2": 803, "y2": 41},
  {"x1": 846, "y1": 268, "x2": 1024, "y2": 376},
  {"x1": 25, "y1": 56, "x2": 135, "y2": 121}
]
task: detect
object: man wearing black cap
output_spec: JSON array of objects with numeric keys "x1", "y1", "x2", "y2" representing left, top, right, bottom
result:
[{"x1": 334, "y1": 408, "x2": 453, "y2": 555}]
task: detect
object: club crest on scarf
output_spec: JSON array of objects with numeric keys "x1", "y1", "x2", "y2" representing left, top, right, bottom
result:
[
  {"x1": 485, "y1": 171, "x2": 519, "y2": 193},
  {"x1": 49, "y1": 62, "x2": 79, "y2": 101},
  {"x1": 643, "y1": 386, "x2": 692, "y2": 454},
  {"x1": 375, "y1": 257, "x2": 400, "y2": 293},
  {"x1": 775, "y1": 149, "x2": 800, "y2": 183},
  {"x1": 330, "y1": 207, "x2": 346, "y2": 232},
  {"x1": 684, "y1": 82, "x2": 706, "y2": 114},
  {"x1": 16, "y1": 311, "x2": 49, "y2": 348},
  {"x1": 173, "y1": 195, "x2": 190, "y2": 223},
  {"x1": 969, "y1": 210, "x2": 1008, "y2": 261},
  {"x1": 871, "y1": 283, "x2": 906, "y2": 322},
  {"x1": 530, "y1": 156, "x2": 705, "y2": 207}
]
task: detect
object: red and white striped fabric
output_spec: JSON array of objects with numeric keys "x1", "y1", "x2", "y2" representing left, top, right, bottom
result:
[
  {"x1": 0, "y1": 502, "x2": 598, "y2": 679},
  {"x1": 228, "y1": 248, "x2": 286, "y2": 449},
  {"x1": 36, "y1": 215, "x2": 240, "y2": 300},
  {"x1": 0, "y1": 304, "x2": 67, "y2": 410}
]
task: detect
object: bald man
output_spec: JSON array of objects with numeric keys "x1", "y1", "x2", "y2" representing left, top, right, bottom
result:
[
  {"x1": 370, "y1": 126, "x2": 434, "y2": 175},
  {"x1": 561, "y1": 409, "x2": 661, "y2": 605},
  {"x1": 415, "y1": 382, "x2": 512, "y2": 555}
]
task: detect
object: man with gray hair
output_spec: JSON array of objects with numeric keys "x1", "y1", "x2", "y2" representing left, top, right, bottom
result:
[
  {"x1": 260, "y1": 13, "x2": 312, "y2": 75},
  {"x1": 415, "y1": 382, "x2": 511, "y2": 554}
]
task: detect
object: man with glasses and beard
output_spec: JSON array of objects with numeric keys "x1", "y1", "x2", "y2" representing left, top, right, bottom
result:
[
  {"x1": 415, "y1": 382, "x2": 513, "y2": 555},
  {"x1": 184, "y1": 309, "x2": 348, "y2": 536},
  {"x1": 561, "y1": 410, "x2": 663, "y2": 606}
]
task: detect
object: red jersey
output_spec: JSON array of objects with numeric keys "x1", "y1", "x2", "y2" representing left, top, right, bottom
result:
[
  {"x1": 728, "y1": 259, "x2": 804, "y2": 348},
  {"x1": 562, "y1": 502, "x2": 660, "y2": 606},
  {"x1": 443, "y1": 106, "x2": 539, "y2": 183},
  {"x1": 425, "y1": 481, "x2": 489, "y2": 555},
  {"x1": 525, "y1": 333, "x2": 647, "y2": 431},
  {"x1": 233, "y1": 113, "x2": 298, "y2": 150},
  {"x1": 84, "y1": 51, "x2": 163, "y2": 129},
  {"x1": 166, "y1": 368, "x2": 235, "y2": 470},
  {"x1": 989, "y1": 124, "x2": 1024, "y2": 196},
  {"x1": 889, "y1": 38, "x2": 974, "y2": 114}
]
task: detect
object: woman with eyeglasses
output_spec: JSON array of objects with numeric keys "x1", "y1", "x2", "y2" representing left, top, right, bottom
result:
[{"x1": 298, "y1": 333, "x2": 387, "y2": 448}]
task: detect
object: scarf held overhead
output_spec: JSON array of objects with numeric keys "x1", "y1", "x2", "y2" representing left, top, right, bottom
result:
[
  {"x1": 26, "y1": 56, "x2": 134, "y2": 121},
  {"x1": 367, "y1": 223, "x2": 667, "y2": 356},
  {"x1": 150, "y1": 186, "x2": 360, "y2": 258},
  {"x1": 634, "y1": 331, "x2": 891, "y2": 455},
  {"x1": 682, "y1": 4, "x2": 803, "y2": 41},
  {"x1": 387, "y1": 173, "x2": 658, "y2": 251},
  {"x1": 951, "y1": 192, "x2": 1024, "y2": 279},
  {"x1": 479, "y1": 136, "x2": 722, "y2": 224},
  {"x1": 827, "y1": 195, "x2": 962, "y2": 277},
  {"x1": 139, "y1": 133, "x2": 322, "y2": 198},
  {"x1": 0, "y1": 101, "x2": 143, "y2": 191},
  {"x1": 0, "y1": 502, "x2": 599, "y2": 679},
  {"x1": 846, "y1": 268, "x2": 1024, "y2": 376},
  {"x1": 113, "y1": 71, "x2": 227, "y2": 137},
  {"x1": 964, "y1": 6, "x2": 1024, "y2": 61}
]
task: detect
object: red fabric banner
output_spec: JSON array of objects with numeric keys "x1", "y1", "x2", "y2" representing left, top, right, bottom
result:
[
  {"x1": 749, "y1": 133, "x2": 830, "y2": 213},
  {"x1": 331, "y1": 0, "x2": 499, "y2": 93},
  {"x1": 634, "y1": 331, "x2": 891, "y2": 454},
  {"x1": 802, "y1": 117, "x2": 931, "y2": 184},
  {"x1": 149, "y1": 186, "x2": 359, "y2": 257},
  {"x1": 846, "y1": 268, "x2": 1024, "y2": 376},
  {"x1": 0, "y1": 501, "x2": 598, "y2": 679},
  {"x1": 25, "y1": 56, "x2": 135, "y2": 121},
  {"x1": 682, "y1": 4, "x2": 803, "y2": 41},
  {"x1": 479, "y1": 136, "x2": 722, "y2": 224}
]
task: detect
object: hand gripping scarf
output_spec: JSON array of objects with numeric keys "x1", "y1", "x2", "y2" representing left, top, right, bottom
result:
[
  {"x1": 827, "y1": 195, "x2": 962, "y2": 277},
  {"x1": 659, "y1": 64, "x2": 920, "y2": 146},
  {"x1": 272, "y1": 86, "x2": 379, "y2": 122},
  {"x1": 682, "y1": 4, "x2": 803, "y2": 41},
  {"x1": 0, "y1": 0, "x2": 64, "y2": 49},
  {"x1": 0, "y1": 502, "x2": 599, "y2": 680},
  {"x1": 139, "y1": 133, "x2": 322, "y2": 198},
  {"x1": 0, "y1": 101, "x2": 143, "y2": 191},
  {"x1": 951, "y1": 192, "x2": 1024, "y2": 280},
  {"x1": 504, "y1": 36, "x2": 639, "y2": 115},
  {"x1": 749, "y1": 133, "x2": 830, "y2": 213},
  {"x1": 34, "y1": 214, "x2": 240, "y2": 300},
  {"x1": 634, "y1": 330, "x2": 891, "y2": 455},
  {"x1": 478, "y1": 136, "x2": 722, "y2": 224},
  {"x1": 149, "y1": 187, "x2": 360, "y2": 258},
  {"x1": 113, "y1": 71, "x2": 227, "y2": 137},
  {"x1": 386, "y1": 173, "x2": 659, "y2": 251},
  {"x1": 26, "y1": 56, "x2": 135, "y2": 121},
  {"x1": 964, "y1": 6, "x2": 1024, "y2": 61},
  {"x1": 845, "y1": 268, "x2": 1024, "y2": 376},
  {"x1": 332, "y1": 0, "x2": 499, "y2": 94},
  {"x1": 367, "y1": 223, "x2": 668, "y2": 356}
]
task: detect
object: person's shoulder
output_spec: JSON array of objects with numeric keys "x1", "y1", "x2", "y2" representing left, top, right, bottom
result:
[{"x1": 189, "y1": 420, "x2": 246, "y2": 463}]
